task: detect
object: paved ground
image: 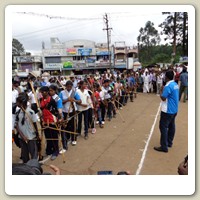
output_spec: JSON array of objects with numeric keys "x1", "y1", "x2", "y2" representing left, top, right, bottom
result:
[{"x1": 12, "y1": 92, "x2": 188, "y2": 175}]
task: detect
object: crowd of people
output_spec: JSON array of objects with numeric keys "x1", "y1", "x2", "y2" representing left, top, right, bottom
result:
[{"x1": 12, "y1": 64, "x2": 188, "y2": 165}]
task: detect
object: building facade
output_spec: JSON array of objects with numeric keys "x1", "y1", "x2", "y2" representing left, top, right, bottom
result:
[
  {"x1": 42, "y1": 38, "x2": 139, "y2": 75},
  {"x1": 13, "y1": 38, "x2": 139, "y2": 77},
  {"x1": 13, "y1": 55, "x2": 42, "y2": 73}
]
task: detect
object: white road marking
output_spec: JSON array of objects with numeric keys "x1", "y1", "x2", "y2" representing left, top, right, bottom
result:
[{"x1": 135, "y1": 103, "x2": 161, "y2": 175}]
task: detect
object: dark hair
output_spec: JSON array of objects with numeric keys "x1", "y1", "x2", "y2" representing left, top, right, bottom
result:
[
  {"x1": 16, "y1": 92, "x2": 29, "y2": 105},
  {"x1": 39, "y1": 86, "x2": 49, "y2": 92},
  {"x1": 66, "y1": 80, "x2": 73, "y2": 86},
  {"x1": 49, "y1": 84, "x2": 58, "y2": 92},
  {"x1": 94, "y1": 83, "x2": 100, "y2": 88},
  {"x1": 117, "y1": 171, "x2": 129, "y2": 175},
  {"x1": 182, "y1": 67, "x2": 187, "y2": 73},
  {"x1": 165, "y1": 70, "x2": 174, "y2": 80},
  {"x1": 103, "y1": 79, "x2": 109, "y2": 84},
  {"x1": 16, "y1": 92, "x2": 29, "y2": 125},
  {"x1": 13, "y1": 80, "x2": 20, "y2": 85}
]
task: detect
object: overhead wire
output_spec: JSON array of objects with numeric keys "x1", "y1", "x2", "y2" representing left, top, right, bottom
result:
[{"x1": 13, "y1": 11, "x2": 162, "y2": 48}]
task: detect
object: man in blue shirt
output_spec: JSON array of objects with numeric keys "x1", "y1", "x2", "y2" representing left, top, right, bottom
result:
[
  {"x1": 179, "y1": 67, "x2": 188, "y2": 102},
  {"x1": 154, "y1": 70, "x2": 179, "y2": 153},
  {"x1": 127, "y1": 73, "x2": 135, "y2": 102}
]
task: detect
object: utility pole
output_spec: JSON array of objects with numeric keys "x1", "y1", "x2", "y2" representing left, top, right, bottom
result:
[{"x1": 103, "y1": 13, "x2": 112, "y2": 71}]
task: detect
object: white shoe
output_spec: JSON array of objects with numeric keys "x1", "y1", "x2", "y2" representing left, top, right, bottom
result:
[
  {"x1": 102, "y1": 121, "x2": 105, "y2": 125},
  {"x1": 59, "y1": 149, "x2": 66, "y2": 154},
  {"x1": 72, "y1": 141, "x2": 77, "y2": 146},
  {"x1": 67, "y1": 140, "x2": 71, "y2": 145},
  {"x1": 96, "y1": 121, "x2": 99, "y2": 125},
  {"x1": 92, "y1": 128, "x2": 96, "y2": 134}
]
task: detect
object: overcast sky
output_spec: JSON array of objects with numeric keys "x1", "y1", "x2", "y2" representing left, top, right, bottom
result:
[{"x1": 11, "y1": 5, "x2": 168, "y2": 54}]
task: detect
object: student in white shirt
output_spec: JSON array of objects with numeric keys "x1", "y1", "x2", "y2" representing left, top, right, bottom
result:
[
  {"x1": 76, "y1": 80, "x2": 90, "y2": 139},
  {"x1": 59, "y1": 81, "x2": 81, "y2": 147}
]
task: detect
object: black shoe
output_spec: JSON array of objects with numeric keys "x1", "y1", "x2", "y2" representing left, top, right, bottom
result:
[
  {"x1": 154, "y1": 146, "x2": 168, "y2": 153},
  {"x1": 84, "y1": 135, "x2": 89, "y2": 140}
]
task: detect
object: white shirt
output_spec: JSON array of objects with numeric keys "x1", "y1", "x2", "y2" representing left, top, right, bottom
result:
[
  {"x1": 76, "y1": 89, "x2": 90, "y2": 111},
  {"x1": 61, "y1": 79, "x2": 66, "y2": 86},
  {"x1": 157, "y1": 74, "x2": 163, "y2": 84},
  {"x1": 102, "y1": 86, "x2": 111, "y2": 99},
  {"x1": 28, "y1": 91, "x2": 36, "y2": 104},
  {"x1": 60, "y1": 89, "x2": 77, "y2": 113},
  {"x1": 16, "y1": 107, "x2": 37, "y2": 140},
  {"x1": 12, "y1": 89, "x2": 19, "y2": 103}
]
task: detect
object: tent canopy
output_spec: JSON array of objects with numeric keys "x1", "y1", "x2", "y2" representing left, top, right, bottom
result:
[{"x1": 133, "y1": 61, "x2": 141, "y2": 66}]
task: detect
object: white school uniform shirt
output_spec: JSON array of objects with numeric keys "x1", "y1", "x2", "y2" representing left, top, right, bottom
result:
[
  {"x1": 102, "y1": 86, "x2": 111, "y2": 99},
  {"x1": 99, "y1": 90, "x2": 105, "y2": 101},
  {"x1": 16, "y1": 107, "x2": 37, "y2": 140},
  {"x1": 60, "y1": 89, "x2": 77, "y2": 113},
  {"x1": 28, "y1": 91, "x2": 36, "y2": 104},
  {"x1": 76, "y1": 89, "x2": 90, "y2": 112},
  {"x1": 12, "y1": 89, "x2": 19, "y2": 103}
]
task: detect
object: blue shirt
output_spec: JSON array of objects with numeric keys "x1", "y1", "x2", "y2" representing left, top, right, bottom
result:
[
  {"x1": 127, "y1": 77, "x2": 135, "y2": 87},
  {"x1": 161, "y1": 80, "x2": 179, "y2": 114},
  {"x1": 52, "y1": 94, "x2": 63, "y2": 109}
]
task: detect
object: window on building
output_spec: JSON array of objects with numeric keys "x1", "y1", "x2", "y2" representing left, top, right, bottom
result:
[
  {"x1": 45, "y1": 57, "x2": 61, "y2": 63},
  {"x1": 74, "y1": 45, "x2": 84, "y2": 48}
]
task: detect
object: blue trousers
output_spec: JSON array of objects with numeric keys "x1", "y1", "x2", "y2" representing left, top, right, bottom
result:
[{"x1": 159, "y1": 111, "x2": 177, "y2": 151}]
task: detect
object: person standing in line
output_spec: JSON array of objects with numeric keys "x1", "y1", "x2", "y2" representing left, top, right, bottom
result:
[
  {"x1": 59, "y1": 81, "x2": 81, "y2": 147},
  {"x1": 94, "y1": 83, "x2": 104, "y2": 128},
  {"x1": 101, "y1": 79, "x2": 113, "y2": 121},
  {"x1": 76, "y1": 80, "x2": 90, "y2": 140},
  {"x1": 20, "y1": 78, "x2": 28, "y2": 92},
  {"x1": 87, "y1": 90, "x2": 96, "y2": 134},
  {"x1": 154, "y1": 70, "x2": 179, "y2": 153},
  {"x1": 34, "y1": 76, "x2": 41, "y2": 89},
  {"x1": 156, "y1": 71, "x2": 163, "y2": 96},
  {"x1": 14, "y1": 92, "x2": 39, "y2": 163},
  {"x1": 126, "y1": 73, "x2": 135, "y2": 102},
  {"x1": 179, "y1": 67, "x2": 188, "y2": 102},
  {"x1": 39, "y1": 86, "x2": 60, "y2": 161}
]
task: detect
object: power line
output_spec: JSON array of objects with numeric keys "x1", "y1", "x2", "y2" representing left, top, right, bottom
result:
[
  {"x1": 16, "y1": 12, "x2": 101, "y2": 20},
  {"x1": 13, "y1": 13, "x2": 101, "y2": 38}
]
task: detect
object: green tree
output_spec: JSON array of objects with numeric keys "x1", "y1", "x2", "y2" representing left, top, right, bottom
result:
[
  {"x1": 12, "y1": 38, "x2": 25, "y2": 56},
  {"x1": 159, "y1": 12, "x2": 188, "y2": 57},
  {"x1": 137, "y1": 21, "x2": 161, "y2": 62}
]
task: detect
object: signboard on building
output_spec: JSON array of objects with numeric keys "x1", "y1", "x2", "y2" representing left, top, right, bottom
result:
[
  {"x1": 87, "y1": 57, "x2": 96, "y2": 63},
  {"x1": 44, "y1": 63, "x2": 63, "y2": 69},
  {"x1": 96, "y1": 47, "x2": 110, "y2": 56},
  {"x1": 16, "y1": 56, "x2": 34, "y2": 63},
  {"x1": 66, "y1": 48, "x2": 77, "y2": 55},
  {"x1": 77, "y1": 48, "x2": 92, "y2": 56},
  {"x1": 63, "y1": 61, "x2": 73, "y2": 68},
  {"x1": 20, "y1": 63, "x2": 33, "y2": 71}
]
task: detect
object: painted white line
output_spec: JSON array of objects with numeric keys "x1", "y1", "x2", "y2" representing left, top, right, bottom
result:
[{"x1": 135, "y1": 103, "x2": 161, "y2": 175}]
